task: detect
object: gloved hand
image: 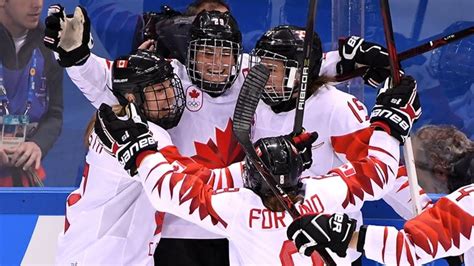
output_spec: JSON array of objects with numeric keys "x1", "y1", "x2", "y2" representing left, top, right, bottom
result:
[
  {"x1": 448, "y1": 151, "x2": 474, "y2": 193},
  {"x1": 287, "y1": 213, "x2": 357, "y2": 257},
  {"x1": 94, "y1": 103, "x2": 157, "y2": 176},
  {"x1": 289, "y1": 131, "x2": 318, "y2": 170},
  {"x1": 337, "y1": 36, "x2": 392, "y2": 88},
  {"x1": 43, "y1": 4, "x2": 93, "y2": 67},
  {"x1": 370, "y1": 76, "x2": 422, "y2": 144}
]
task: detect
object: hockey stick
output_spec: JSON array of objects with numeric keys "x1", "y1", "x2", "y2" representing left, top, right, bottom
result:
[
  {"x1": 334, "y1": 26, "x2": 474, "y2": 82},
  {"x1": 380, "y1": 0, "x2": 423, "y2": 215},
  {"x1": 233, "y1": 64, "x2": 336, "y2": 266},
  {"x1": 293, "y1": 0, "x2": 318, "y2": 135}
]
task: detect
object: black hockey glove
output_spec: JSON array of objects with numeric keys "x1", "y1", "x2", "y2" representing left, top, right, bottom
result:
[
  {"x1": 287, "y1": 213, "x2": 357, "y2": 257},
  {"x1": 370, "y1": 76, "x2": 422, "y2": 144},
  {"x1": 447, "y1": 151, "x2": 474, "y2": 193},
  {"x1": 94, "y1": 103, "x2": 157, "y2": 176},
  {"x1": 290, "y1": 131, "x2": 318, "y2": 170},
  {"x1": 44, "y1": 4, "x2": 93, "y2": 67},
  {"x1": 337, "y1": 36, "x2": 392, "y2": 88}
]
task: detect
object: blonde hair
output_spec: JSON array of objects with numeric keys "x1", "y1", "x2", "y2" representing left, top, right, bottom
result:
[{"x1": 415, "y1": 124, "x2": 473, "y2": 172}]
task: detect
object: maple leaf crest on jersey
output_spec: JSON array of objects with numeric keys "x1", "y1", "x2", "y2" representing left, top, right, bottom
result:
[
  {"x1": 185, "y1": 85, "x2": 204, "y2": 112},
  {"x1": 191, "y1": 119, "x2": 245, "y2": 169}
]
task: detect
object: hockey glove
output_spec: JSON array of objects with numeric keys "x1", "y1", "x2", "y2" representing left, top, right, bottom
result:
[
  {"x1": 337, "y1": 36, "x2": 392, "y2": 88},
  {"x1": 94, "y1": 103, "x2": 157, "y2": 176},
  {"x1": 287, "y1": 213, "x2": 357, "y2": 258},
  {"x1": 44, "y1": 4, "x2": 93, "y2": 67},
  {"x1": 370, "y1": 76, "x2": 422, "y2": 144},
  {"x1": 289, "y1": 131, "x2": 318, "y2": 170}
]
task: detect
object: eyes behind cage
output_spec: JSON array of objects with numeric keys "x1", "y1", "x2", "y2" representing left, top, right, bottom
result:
[{"x1": 197, "y1": 46, "x2": 233, "y2": 57}]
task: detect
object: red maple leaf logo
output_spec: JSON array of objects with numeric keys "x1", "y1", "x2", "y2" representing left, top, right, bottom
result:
[
  {"x1": 191, "y1": 119, "x2": 245, "y2": 169},
  {"x1": 189, "y1": 89, "x2": 200, "y2": 99}
]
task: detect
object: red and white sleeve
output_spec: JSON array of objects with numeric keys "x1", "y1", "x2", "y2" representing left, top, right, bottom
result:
[
  {"x1": 302, "y1": 129, "x2": 400, "y2": 214},
  {"x1": 363, "y1": 184, "x2": 474, "y2": 265},
  {"x1": 159, "y1": 145, "x2": 244, "y2": 190},
  {"x1": 331, "y1": 126, "x2": 432, "y2": 220},
  {"x1": 381, "y1": 166, "x2": 433, "y2": 220},
  {"x1": 135, "y1": 151, "x2": 234, "y2": 237}
]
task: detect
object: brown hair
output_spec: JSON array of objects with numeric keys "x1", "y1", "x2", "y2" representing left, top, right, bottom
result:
[
  {"x1": 83, "y1": 105, "x2": 126, "y2": 147},
  {"x1": 309, "y1": 75, "x2": 335, "y2": 95},
  {"x1": 415, "y1": 124, "x2": 473, "y2": 173}
]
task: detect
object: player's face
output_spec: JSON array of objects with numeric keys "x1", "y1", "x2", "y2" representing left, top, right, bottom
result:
[
  {"x1": 142, "y1": 80, "x2": 176, "y2": 120},
  {"x1": 1, "y1": 0, "x2": 43, "y2": 34},
  {"x1": 260, "y1": 58, "x2": 286, "y2": 95},
  {"x1": 195, "y1": 46, "x2": 235, "y2": 83}
]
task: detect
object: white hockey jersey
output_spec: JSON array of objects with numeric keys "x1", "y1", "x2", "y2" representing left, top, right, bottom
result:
[
  {"x1": 55, "y1": 123, "x2": 173, "y2": 265},
  {"x1": 252, "y1": 53, "x2": 431, "y2": 220},
  {"x1": 134, "y1": 128, "x2": 421, "y2": 265},
  {"x1": 55, "y1": 120, "x2": 242, "y2": 265},
  {"x1": 65, "y1": 53, "x2": 248, "y2": 239},
  {"x1": 363, "y1": 184, "x2": 474, "y2": 265}
]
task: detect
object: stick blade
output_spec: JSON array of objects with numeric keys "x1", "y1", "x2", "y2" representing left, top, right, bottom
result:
[{"x1": 232, "y1": 64, "x2": 270, "y2": 138}]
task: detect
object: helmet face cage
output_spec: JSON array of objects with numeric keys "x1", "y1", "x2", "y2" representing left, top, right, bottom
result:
[
  {"x1": 140, "y1": 73, "x2": 185, "y2": 129},
  {"x1": 250, "y1": 49, "x2": 299, "y2": 105},
  {"x1": 187, "y1": 38, "x2": 243, "y2": 95}
]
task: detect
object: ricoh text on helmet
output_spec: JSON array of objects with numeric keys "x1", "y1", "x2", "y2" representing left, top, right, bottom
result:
[{"x1": 112, "y1": 50, "x2": 185, "y2": 129}]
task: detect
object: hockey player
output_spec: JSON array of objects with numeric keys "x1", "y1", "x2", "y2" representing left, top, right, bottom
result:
[
  {"x1": 93, "y1": 74, "x2": 422, "y2": 265},
  {"x1": 55, "y1": 50, "x2": 242, "y2": 265},
  {"x1": 43, "y1": 5, "x2": 246, "y2": 265},
  {"x1": 249, "y1": 25, "x2": 431, "y2": 262},
  {"x1": 286, "y1": 185, "x2": 473, "y2": 265},
  {"x1": 286, "y1": 125, "x2": 474, "y2": 265}
]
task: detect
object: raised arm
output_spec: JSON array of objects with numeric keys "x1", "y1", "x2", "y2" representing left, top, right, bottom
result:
[
  {"x1": 43, "y1": 4, "x2": 118, "y2": 108},
  {"x1": 301, "y1": 75, "x2": 421, "y2": 215}
]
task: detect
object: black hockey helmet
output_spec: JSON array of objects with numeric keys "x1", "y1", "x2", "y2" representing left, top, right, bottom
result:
[
  {"x1": 112, "y1": 50, "x2": 185, "y2": 129},
  {"x1": 187, "y1": 10, "x2": 243, "y2": 96},
  {"x1": 243, "y1": 136, "x2": 304, "y2": 197},
  {"x1": 250, "y1": 25, "x2": 322, "y2": 106}
]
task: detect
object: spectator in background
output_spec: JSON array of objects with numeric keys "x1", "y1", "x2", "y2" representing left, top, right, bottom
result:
[
  {"x1": 0, "y1": 0, "x2": 63, "y2": 186},
  {"x1": 80, "y1": 0, "x2": 229, "y2": 59},
  {"x1": 413, "y1": 124, "x2": 474, "y2": 194}
]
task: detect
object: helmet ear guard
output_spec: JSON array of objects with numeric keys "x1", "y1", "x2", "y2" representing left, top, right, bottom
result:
[{"x1": 111, "y1": 50, "x2": 185, "y2": 129}]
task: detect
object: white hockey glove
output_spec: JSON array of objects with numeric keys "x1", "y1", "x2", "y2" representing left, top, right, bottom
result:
[
  {"x1": 287, "y1": 213, "x2": 357, "y2": 257},
  {"x1": 43, "y1": 4, "x2": 93, "y2": 67},
  {"x1": 94, "y1": 103, "x2": 157, "y2": 176},
  {"x1": 337, "y1": 36, "x2": 392, "y2": 88},
  {"x1": 370, "y1": 76, "x2": 422, "y2": 144}
]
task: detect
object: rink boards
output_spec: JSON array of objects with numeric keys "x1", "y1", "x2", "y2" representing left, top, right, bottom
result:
[{"x1": 0, "y1": 188, "x2": 446, "y2": 265}]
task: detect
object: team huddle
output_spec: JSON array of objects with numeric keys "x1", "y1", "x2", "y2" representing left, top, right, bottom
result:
[{"x1": 43, "y1": 3, "x2": 473, "y2": 266}]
